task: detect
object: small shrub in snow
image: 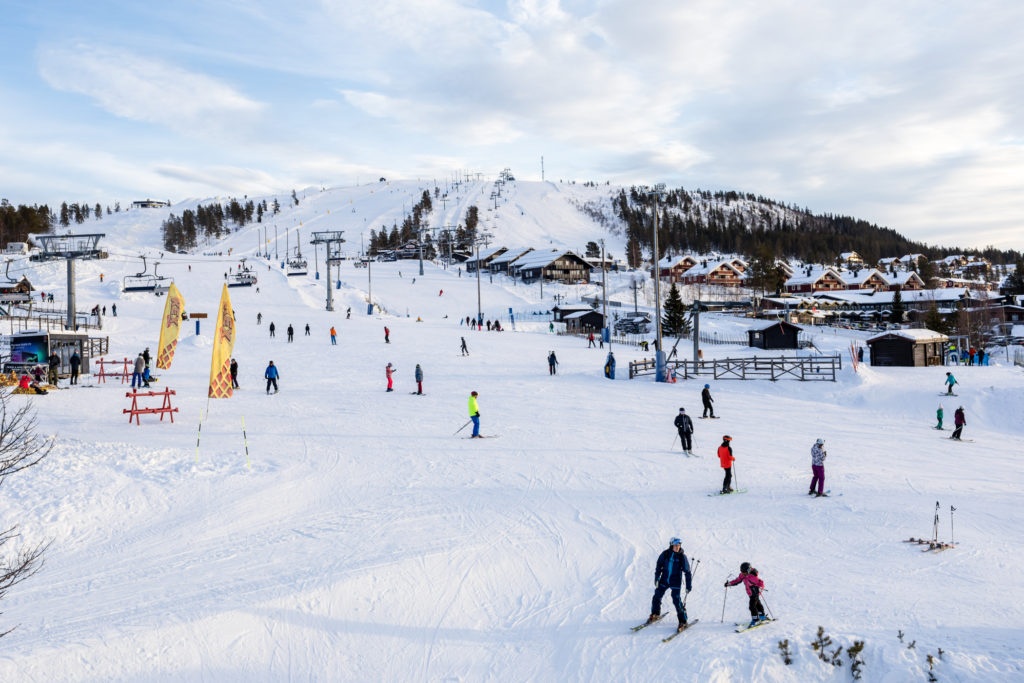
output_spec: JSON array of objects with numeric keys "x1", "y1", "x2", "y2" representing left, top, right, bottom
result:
[
  {"x1": 811, "y1": 626, "x2": 843, "y2": 666},
  {"x1": 846, "y1": 640, "x2": 865, "y2": 680},
  {"x1": 777, "y1": 639, "x2": 793, "y2": 665}
]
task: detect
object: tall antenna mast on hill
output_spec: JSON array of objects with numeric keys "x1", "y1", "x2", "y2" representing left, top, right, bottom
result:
[{"x1": 541, "y1": 156, "x2": 545, "y2": 181}]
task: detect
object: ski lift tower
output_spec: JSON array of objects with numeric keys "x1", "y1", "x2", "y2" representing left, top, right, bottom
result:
[
  {"x1": 310, "y1": 230, "x2": 345, "y2": 311},
  {"x1": 34, "y1": 232, "x2": 105, "y2": 330},
  {"x1": 649, "y1": 184, "x2": 667, "y2": 382}
]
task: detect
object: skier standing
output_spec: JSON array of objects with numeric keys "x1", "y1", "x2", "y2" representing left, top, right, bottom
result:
[
  {"x1": 701, "y1": 384, "x2": 715, "y2": 418},
  {"x1": 47, "y1": 351, "x2": 61, "y2": 386},
  {"x1": 936, "y1": 404, "x2": 944, "y2": 430},
  {"x1": 587, "y1": 332, "x2": 596, "y2": 348},
  {"x1": 230, "y1": 358, "x2": 239, "y2": 389},
  {"x1": 132, "y1": 353, "x2": 146, "y2": 389},
  {"x1": 725, "y1": 562, "x2": 767, "y2": 628},
  {"x1": 645, "y1": 538, "x2": 693, "y2": 632},
  {"x1": 384, "y1": 326, "x2": 390, "y2": 344},
  {"x1": 69, "y1": 351, "x2": 81, "y2": 385},
  {"x1": 330, "y1": 326, "x2": 337, "y2": 345},
  {"x1": 287, "y1": 324, "x2": 294, "y2": 342},
  {"x1": 809, "y1": 438, "x2": 827, "y2": 497},
  {"x1": 718, "y1": 436, "x2": 735, "y2": 493},
  {"x1": 269, "y1": 322, "x2": 276, "y2": 338},
  {"x1": 305, "y1": 323, "x2": 310, "y2": 336},
  {"x1": 460, "y1": 337, "x2": 469, "y2": 356},
  {"x1": 257, "y1": 312, "x2": 262, "y2": 325},
  {"x1": 951, "y1": 406, "x2": 966, "y2": 440},
  {"x1": 386, "y1": 363, "x2": 396, "y2": 392},
  {"x1": 944, "y1": 372, "x2": 957, "y2": 395},
  {"x1": 548, "y1": 351, "x2": 559, "y2": 375},
  {"x1": 674, "y1": 408, "x2": 694, "y2": 455},
  {"x1": 142, "y1": 347, "x2": 152, "y2": 383},
  {"x1": 265, "y1": 361, "x2": 279, "y2": 393},
  {"x1": 468, "y1": 391, "x2": 481, "y2": 438},
  {"x1": 414, "y1": 364, "x2": 423, "y2": 394}
]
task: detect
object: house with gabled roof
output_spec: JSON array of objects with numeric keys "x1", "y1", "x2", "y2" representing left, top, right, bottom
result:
[
  {"x1": 679, "y1": 260, "x2": 745, "y2": 287},
  {"x1": 838, "y1": 268, "x2": 888, "y2": 291},
  {"x1": 653, "y1": 254, "x2": 698, "y2": 282},
  {"x1": 489, "y1": 247, "x2": 533, "y2": 274},
  {"x1": 465, "y1": 246, "x2": 507, "y2": 273},
  {"x1": 515, "y1": 250, "x2": 591, "y2": 283},
  {"x1": 885, "y1": 271, "x2": 925, "y2": 291},
  {"x1": 784, "y1": 267, "x2": 846, "y2": 293},
  {"x1": 840, "y1": 251, "x2": 865, "y2": 267}
]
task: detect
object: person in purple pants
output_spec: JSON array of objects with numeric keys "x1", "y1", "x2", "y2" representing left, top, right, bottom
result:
[{"x1": 809, "y1": 438, "x2": 827, "y2": 497}]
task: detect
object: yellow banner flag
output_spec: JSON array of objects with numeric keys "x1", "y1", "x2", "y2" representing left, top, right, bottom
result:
[
  {"x1": 208, "y1": 284, "x2": 236, "y2": 398},
  {"x1": 156, "y1": 282, "x2": 186, "y2": 370}
]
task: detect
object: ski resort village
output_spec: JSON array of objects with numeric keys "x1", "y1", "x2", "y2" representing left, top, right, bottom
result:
[{"x1": 0, "y1": 177, "x2": 1021, "y2": 681}]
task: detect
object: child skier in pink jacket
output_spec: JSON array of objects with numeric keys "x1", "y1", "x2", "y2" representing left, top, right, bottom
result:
[{"x1": 726, "y1": 562, "x2": 767, "y2": 627}]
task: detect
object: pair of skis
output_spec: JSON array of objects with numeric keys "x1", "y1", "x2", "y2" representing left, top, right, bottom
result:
[{"x1": 630, "y1": 614, "x2": 701, "y2": 642}]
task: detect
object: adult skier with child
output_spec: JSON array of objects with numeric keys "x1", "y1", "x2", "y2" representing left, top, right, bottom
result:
[{"x1": 643, "y1": 538, "x2": 694, "y2": 633}]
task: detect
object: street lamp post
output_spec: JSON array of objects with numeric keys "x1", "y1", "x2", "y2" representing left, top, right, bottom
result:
[
  {"x1": 475, "y1": 241, "x2": 482, "y2": 327},
  {"x1": 600, "y1": 239, "x2": 609, "y2": 347}
]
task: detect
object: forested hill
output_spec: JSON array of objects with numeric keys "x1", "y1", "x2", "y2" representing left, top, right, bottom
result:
[{"x1": 611, "y1": 187, "x2": 1021, "y2": 266}]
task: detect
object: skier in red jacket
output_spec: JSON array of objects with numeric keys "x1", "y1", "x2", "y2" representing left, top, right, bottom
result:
[
  {"x1": 726, "y1": 562, "x2": 767, "y2": 628},
  {"x1": 718, "y1": 436, "x2": 735, "y2": 493}
]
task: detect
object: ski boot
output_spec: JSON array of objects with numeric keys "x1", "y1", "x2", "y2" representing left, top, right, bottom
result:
[{"x1": 646, "y1": 613, "x2": 661, "y2": 625}]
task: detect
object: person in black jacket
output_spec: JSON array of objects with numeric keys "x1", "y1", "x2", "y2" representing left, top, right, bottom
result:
[
  {"x1": 287, "y1": 324, "x2": 294, "y2": 342},
  {"x1": 69, "y1": 351, "x2": 81, "y2": 385},
  {"x1": 646, "y1": 538, "x2": 693, "y2": 631},
  {"x1": 47, "y1": 352, "x2": 61, "y2": 386},
  {"x1": 230, "y1": 358, "x2": 239, "y2": 389},
  {"x1": 701, "y1": 384, "x2": 715, "y2": 418},
  {"x1": 674, "y1": 407, "x2": 694, "y2": 454}
]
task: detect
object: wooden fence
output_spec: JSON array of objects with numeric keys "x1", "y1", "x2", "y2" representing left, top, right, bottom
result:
[{"x1": 629, "y1": 354, "x2": 842, "y2": 381}]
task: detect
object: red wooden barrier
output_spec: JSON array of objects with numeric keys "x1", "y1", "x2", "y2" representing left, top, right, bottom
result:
[
  {"x1": 124, "y1": 388, "x2": 178, "y2": 425},
  {"x1": 94, "y1": 358, "x2": 132, "y2": 384}
]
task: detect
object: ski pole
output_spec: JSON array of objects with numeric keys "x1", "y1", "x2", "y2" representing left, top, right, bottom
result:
[
  {"x1": 454, "y1": 419, "x2": 472, "y2": 435},
  {"x1": 950, "y1": 505, "x2": 956, "y2": 544},
  {"x1": 671, "y1": 434, "x2": 679, "y2": 451},
  {"x1": 761, "y1": 593, "x2": 775, "y2": 620},
  {"x1": 733, "y1": 463, "x2": 739, "y2": 491},
  {"x1": 681, "y1": 559, "x2": 700, "y2": 611},
  {"x1": 721, "y1": 578, "x2": 729, "y2": 622},
  {"x1": 195, "y1": 409, "x2": 203, "y2": 463}
]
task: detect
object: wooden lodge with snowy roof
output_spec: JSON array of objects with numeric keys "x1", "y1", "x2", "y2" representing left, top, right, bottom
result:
[{"x1": 866, "y1": 329, "x2": 949, "y2": 367}]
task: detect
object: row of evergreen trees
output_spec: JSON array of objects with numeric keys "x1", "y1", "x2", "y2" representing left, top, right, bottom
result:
[
  {"x1": 366, "y1": 193, "x2": 481, "y2": 257},
  {"x1": 0, "y1": 201, "x2": 53, "y2": 247},
  {"x1": 614, "y1": 188, "x2": 1022, "y2": 267},
  {"x1": 161, "y1": 198, "x2": 280, "y2": 252}
]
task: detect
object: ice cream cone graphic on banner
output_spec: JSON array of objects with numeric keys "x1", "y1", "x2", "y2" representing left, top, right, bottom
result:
[
  {"x1": 208, "y1": 284, "x2": 236, "y2": 398},
  {"x1": 156, "y1": 282, "x2": 186, "y2": 370}
]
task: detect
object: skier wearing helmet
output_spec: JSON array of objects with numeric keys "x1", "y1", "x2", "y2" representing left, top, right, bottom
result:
[
  {"x1": 810, "y1": 438, "x2": 827, "y2": 497},
  {"x1": 725, "y1": 561, "x2": 767, "y2": 628},
  {"x1": 468, "y1": 391, "x2": 481, "y2": 438},
  {"x1": 645, "y1": 537, "x2": 693, "y2": 632},
  {"x1": 385, "y1": 363, "x2": 396, "y2": 392},
  {"x1": 701, "y1": 383, "x2": 715, "y2": 418},
  {"x1": 718, "y1": 435, "x2": 735, "y2": 493}
]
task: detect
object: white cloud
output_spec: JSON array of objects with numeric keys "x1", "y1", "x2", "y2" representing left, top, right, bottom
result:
[{"x1": 37, "y1": 44, "x2": 265, "y2": 136}]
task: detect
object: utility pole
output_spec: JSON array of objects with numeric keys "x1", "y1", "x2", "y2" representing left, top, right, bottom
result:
[
  {"x1": 651, "y1": 184, "x2": 666, "y2": 382},
  {"x1": 692, "y1": 300, "x2": 701, "y2": 367},
  {"x1": 475, "y1": 241, "x2": 482, "y2": 326},
  {"x1": 600, "y1": 239, "x2": 609, "y2": 347}
]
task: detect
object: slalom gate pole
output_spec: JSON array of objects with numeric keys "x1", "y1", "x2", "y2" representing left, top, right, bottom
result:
[
  {"x1": 453, "y1": 419, "x2": 472, "y2": 436},
  {"x1": 950, "y1": 505, "x2": 956, "y2": 544},
  {"x1": 195, "y1": 409, "x2": 204, "y2": 463},
  {"x1": 721, "y1": 579, "x2": 729, "y2": 622},
  {"x1": 242, "y1": 415, "x2": 250, "y2": 468}
]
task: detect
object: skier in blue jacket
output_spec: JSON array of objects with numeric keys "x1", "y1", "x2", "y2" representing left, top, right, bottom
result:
[
  {"x1": 265, "y1": 360, "x2": 279, "y2": 394},
  {"x1": 646, "y1": 538, "x2": 693, "y2": 632}
]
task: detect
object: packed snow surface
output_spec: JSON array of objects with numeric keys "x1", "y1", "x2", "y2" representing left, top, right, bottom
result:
[{"x1": 1, "y1": 186, "x2": 1022, "y2": 681}]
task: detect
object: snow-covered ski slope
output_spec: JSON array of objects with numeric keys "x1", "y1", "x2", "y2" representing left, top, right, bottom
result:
[{"x1": 1, "y1": 186, "x2": 1023, "y2": 681}]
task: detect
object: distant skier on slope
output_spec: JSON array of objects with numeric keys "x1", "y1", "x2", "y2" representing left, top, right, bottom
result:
[
  {"x1": 386, "y1": 363, "x2": 396, "y2": 392},
  {"x1": 951, "y1": 406, "x2": 966, "y2": 440},
  {"x1": 269, "y1": 322, "x2": 276, "y2": 338},
  {"x1": 725, "y1": 562, "x2": 767, "y2": 628},
  {"x1": 644, "y1": 537, "x2": 693, "y2": 633},
  {"x1": 674, "y1": 408, "x2": 694, "y2": 455},
  {"x1": 718, "y1": 436, "x2": 735, "y2": 494},
  {"x1": 287, "y1": 324, "x2": 294, "y2": 342},
  {"x1": 460, "y1": 337, "x2": 469, "y2": 356},
  {"x1": 548, "y1": 351, "x2": 559, "y2": 375},
  {"x1": 944, "y1": 372, "x2": 957, "y2": 395},
  {"x1": 414, "y1": 364, "x2": 424, "y2": 394},
  {"x1": 936, "y1": 404, "x2": 944, "y2": 430},
  {"x1": 468, "y1": 391, "x2": 481, "y2": 437},
  {"x1": 809, "y1": 438, "x2": 827, "y2": 497},
  {"x1": 384, "y1": 326, "x2": 390, "y2": 344},
  {"x1": 701, "y1": 384, "x2": 715, "y2": 418},
  {"x1": 265, "y1": 361, "x2": 279, "y2": 394}
]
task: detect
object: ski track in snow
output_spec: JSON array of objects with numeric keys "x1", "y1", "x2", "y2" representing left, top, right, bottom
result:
[{"x1": 0, "y1": 181, "x2": 1022, "y2": 681}]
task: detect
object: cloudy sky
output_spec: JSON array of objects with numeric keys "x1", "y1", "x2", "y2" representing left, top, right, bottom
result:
[{"x1": 2, "y1": 0, "x2": 1022, "y2": 250}]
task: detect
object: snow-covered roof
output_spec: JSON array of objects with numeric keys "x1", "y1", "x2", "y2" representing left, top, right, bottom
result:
[
  {"x1": 490, "y1": 247, "x2": 533, "y2": 265},
  {"x1": 683, "y1": 260, "x2": 743, "y2": 277},
  {"x1": 886, "y1": 271, "x2": 925, "y2": 286},
  {"x1": 466, "y1": 246, "x2": 506, "y2": 264},
  {"x1": 840, "y1": 251, "x2": 861, "y2": 260},
  {"x1": 786, "y1": 267, "x2": 843, "y2": 286},
  {"x1": 564, "y1": 309, "x2": 600, "y2": 319},
  {"x1": 514, "y1": 249, "x2": 576, "y2": 269},
  {"x1": 657, "y1": 254, "x2": 696, "y2": 268},
  {"x1": 900, "y1": 253, "x2": 926, "y2": 263},
  {"x1": 878, "y1": 257, "x2": 899, "y2": 265},
  {"x1": 838, "y1": 268, "x2": 885, "y2": 285},
  {"x1": 868, "y1": 329, "x2": 949, "y2": 343},
  {"x1": 750, "y1": 320, "x2": 804, "y2": 332}
]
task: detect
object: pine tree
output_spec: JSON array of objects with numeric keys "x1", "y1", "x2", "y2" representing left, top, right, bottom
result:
[
  {"x1": 59, "y1": 202, "x2": 70, "y2": 227},
  {"x1": 662, "y1": 283, "x2": 691, "y2": 336},
  {"x1": 891, "y1": 286, "x2": 906, "y2": 323},
  {"x1": 924, "y1": 302, "x2": 948, "y2": 334}
]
